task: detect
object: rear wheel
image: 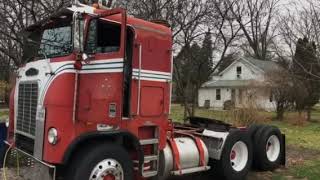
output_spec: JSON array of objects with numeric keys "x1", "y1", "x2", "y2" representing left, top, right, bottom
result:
[
  {"x1": 65, "y1": 143, "x2": 133, "y2": 180},
  {"x1": 249, "y1": 124, "x2": 265, "y2": 168},
  {"x1": 248, "y1": 124, "x2": 264, "y2": 138},
  {"x1": 210, "y1": 130, "x2": 253, "y2": 180},
  {"x1": 253, "y1": 126, "x2": 284, "y2": 171},
  {"x1": 229, "y1": 141, "x2": 249, "y2": 172}
]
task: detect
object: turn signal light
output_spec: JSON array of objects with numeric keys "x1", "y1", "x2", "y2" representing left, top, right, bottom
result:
[{"x1": 74, "y1": 61, "x2": 83, "y2": 70}]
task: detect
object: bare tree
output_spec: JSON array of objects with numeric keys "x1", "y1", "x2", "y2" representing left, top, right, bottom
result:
[
  {"x1": 0, "y1": 0, "x2": 70, "y2": 67},
  {"x1": 264, "y1": 69, "x2": 300, "y2": 120},
  {"x1": 279, "y1": 0, "x2": 320, "y2": 60},
  {"x1": 228, "y1": 0, "x2": 280, "y2": 60},
  {"x1": 208, "y1": 0, "x2": 242, "y2": 68},
  {"x1": 172, "y1": 1, "x2": 211, "y2": 118}
]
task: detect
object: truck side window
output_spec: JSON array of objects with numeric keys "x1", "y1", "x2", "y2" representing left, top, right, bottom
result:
[
  {"x1": 86, "y1": 19, "x2": 97, "y2": 53},
  {"x1": 86, "y1": 19, "x2": 121, "y2": 54}
]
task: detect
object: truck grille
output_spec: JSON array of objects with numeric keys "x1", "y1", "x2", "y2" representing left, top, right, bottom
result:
[
  {"x1": 16, "y1": 133, "x2": 35, "y2": 155},
  {"x1": 16, "y1": 82, "x2": 38, "y2": 137}
]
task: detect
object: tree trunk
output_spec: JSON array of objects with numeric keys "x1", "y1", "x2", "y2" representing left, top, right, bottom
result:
[
  {"x1": 4, "y1": 86, "x2": 9, "y2": 106},
  {"x1": 184, "y1": 105, "x2": 188, "y2": 120},
  {"x1": 183, "y1": 97, "x2": 192, "y2": 122},
  {"x1": 307, "y1": 107, "x2": 312, "y2": 122},
  {"x1": 190, "y1": 86, "x2": 199, "y2": 117},
  {"x1": 276, "y1": 110, "x2": 284, "y2": 120},
  {"x1": 276, "y1": 103, "x2": 284, "y2": 120}
]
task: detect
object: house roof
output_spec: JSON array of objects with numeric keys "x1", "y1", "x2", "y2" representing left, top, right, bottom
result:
[
  {"x1": 202, "y1": 80, "x2": 254, "y2": 88},
  {"x1": 218, "y1": 56, "x2": 280, "y2": 76},
  {"x1": 244, "y1": 57, "x2": 280, "y2": 73},
  {"x1": 202, "y1": 57, "x2": 281, "y2": 89}
]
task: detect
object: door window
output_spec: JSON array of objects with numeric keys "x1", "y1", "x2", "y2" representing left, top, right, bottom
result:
[{"x1": 86, "y1": 19, "x2": 121, "y2": 54}]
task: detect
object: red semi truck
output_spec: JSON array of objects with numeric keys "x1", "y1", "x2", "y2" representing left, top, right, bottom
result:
[{"x1": 2, "y1": 1, "x2": 285, "y2": 180}]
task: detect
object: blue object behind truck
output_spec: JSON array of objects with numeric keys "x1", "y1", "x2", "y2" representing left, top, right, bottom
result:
[{"x1": 0, "y1": 122, "x2": 8, "y2": 168}]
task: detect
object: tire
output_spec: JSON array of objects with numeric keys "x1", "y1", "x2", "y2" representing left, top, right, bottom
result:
[
  {"x1": 210, "y1": 130, "x2": 253, "y2": 180},
  {"x1": 253, "y1": 126, "x2": 283, "y2": 171},
  {"x1": 249, "y1": 124, "x2": 265, "y2": 169},
  {"x1": 248, "y1": 124, "x2": 264, "y2": 138},
  {"x1": 65, "y1": 143, "x2": 134, "y2": 180}
]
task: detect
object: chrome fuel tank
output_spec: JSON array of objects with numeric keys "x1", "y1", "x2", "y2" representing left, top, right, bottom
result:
[{"x1": 159, "y1": 137, "x2": 209, "y2": 178}]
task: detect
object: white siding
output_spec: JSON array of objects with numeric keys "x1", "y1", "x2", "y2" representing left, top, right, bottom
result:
[
  {"x1": 220, "y1": 61, "x2": 263, "y2": 80},
  {"x1": 198, "y1": 88, "x2": 231, "y2": 110},
  {"x1": 255, "y1": 94, "x2": 277, "y2": 111},
  {"x1": 235, "y1": 89, "x2": 276, "y2": 111},
  {"x1": 198, "y1": 89, "x2": 215, "y2": 107},
  {"x1": 199, "y1": 88, "x2": 276, "y2": 111},
  {"x1": 199, "y1": 59, "x2": 277, "y2": 111}
]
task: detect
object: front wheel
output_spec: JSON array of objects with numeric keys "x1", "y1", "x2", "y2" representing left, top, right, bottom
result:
[
  {"x1": 209, "y1": 130, "x2": 253, "y2": 180},
  {"x1": 65, "y1": 143, "x2": 133, "y2": 180}
]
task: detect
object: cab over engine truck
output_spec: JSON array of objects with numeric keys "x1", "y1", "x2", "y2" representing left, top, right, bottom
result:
[{"x1": 2, "y1": 1, "x2": 285, "y2": 180}]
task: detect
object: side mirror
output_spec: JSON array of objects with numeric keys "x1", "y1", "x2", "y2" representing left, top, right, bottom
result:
[{"x1": 73, "y1": 12, "x2": 84, "y2": 53}]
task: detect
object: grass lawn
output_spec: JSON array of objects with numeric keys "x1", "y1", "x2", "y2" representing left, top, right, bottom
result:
[
  {"x1": 0, "y1": 110, "x2": 8, "y2": 116},
  {"x1": 0, "y1": 109, "x2": 9, "y2": 123},
  {"x1": 270, "y1": 121, "x2": 320, "y2": 151},
  {"x1": 170, "y1": 104, "x2": 320, "y2": 180},
  {"x1": 271, "y1": 121, "x2": 320, "y2": 180},
  {"x1": 290, "y1": 159, "x2": 320, "y2": 180},
  {"x1": 1, "y1": 105, "x2": 319, "y2": 179},
  {"x1": 170, "y1": 104, "x2": 277, "y2": 122}
]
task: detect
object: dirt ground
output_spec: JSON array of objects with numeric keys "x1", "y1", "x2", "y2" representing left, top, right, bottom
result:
[
  {"x1": 0, "y1": 145, "x2": 318, "y2": 180},
  {"x1": 249, "y1": 144, "x2": 320, "y2": 180}
]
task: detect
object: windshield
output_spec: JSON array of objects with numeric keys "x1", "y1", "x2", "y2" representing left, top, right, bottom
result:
[
  {"x1": 39, "y1": 26, "x2": 72, "y2": 58},
  {"x1": 23, "y1": 14, "x2": 73, "y2": 62}
]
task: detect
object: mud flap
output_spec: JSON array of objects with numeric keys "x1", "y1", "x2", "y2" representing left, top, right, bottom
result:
[
  {"x1": 6, "y1": 149, "x2": 56, "y2": 180},
  {"x1": 280, "y1": 134, "x2": 286, "y2": 166}
]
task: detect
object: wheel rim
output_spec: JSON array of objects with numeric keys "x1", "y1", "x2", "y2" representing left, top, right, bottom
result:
[
  {"x1": 89, "y1": 159, "x2": 124, "y2": 180},
  {"x1": 230, "y1": 141, "x2": 249, "y2": 172},
  {"x1": 266, "y1": 135, "x2": 280, "y2": 162}
]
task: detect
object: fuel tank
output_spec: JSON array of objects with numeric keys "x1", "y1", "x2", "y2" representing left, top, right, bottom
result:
[{"x1": 159, "y1": 137, "x2": 209, "y2": 178}]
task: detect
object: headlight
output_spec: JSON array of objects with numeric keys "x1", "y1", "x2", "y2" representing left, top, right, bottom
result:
[
  {"x1": 48, "y1": 128, "x2": 58, "y2": 145},
  {"x1": 5, "y1": 118, "x2": 9, "y2": 128}
]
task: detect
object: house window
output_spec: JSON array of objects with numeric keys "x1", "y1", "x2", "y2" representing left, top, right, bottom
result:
[
  {"x1": 237, "y1": 66, "x2": 242, "y2": 79},
  {"x1": 216, "y1": 89, "x2": 221, "y2": 100}
]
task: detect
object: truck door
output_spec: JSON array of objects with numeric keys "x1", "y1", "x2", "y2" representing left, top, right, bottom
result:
[{"x1": 76, "y1": 10, "x2": 127, "y2": 126}]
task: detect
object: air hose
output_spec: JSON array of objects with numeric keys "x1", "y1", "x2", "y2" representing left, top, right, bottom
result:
[
  {"x1": 2, "y1": 144, "x2": 20, "y2": 180},
  {"x1": 2, "y1": 144, "x2": 12, "y2": 180}
]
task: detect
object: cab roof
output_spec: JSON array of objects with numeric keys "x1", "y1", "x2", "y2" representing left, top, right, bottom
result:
[{"x1": 26, "y1": 4, "x2": 172, "y2": 37}]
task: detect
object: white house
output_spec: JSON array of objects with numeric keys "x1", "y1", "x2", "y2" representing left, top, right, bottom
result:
[{"x1": 198, "y1": 57, "x2": 279, "y2": 111}]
